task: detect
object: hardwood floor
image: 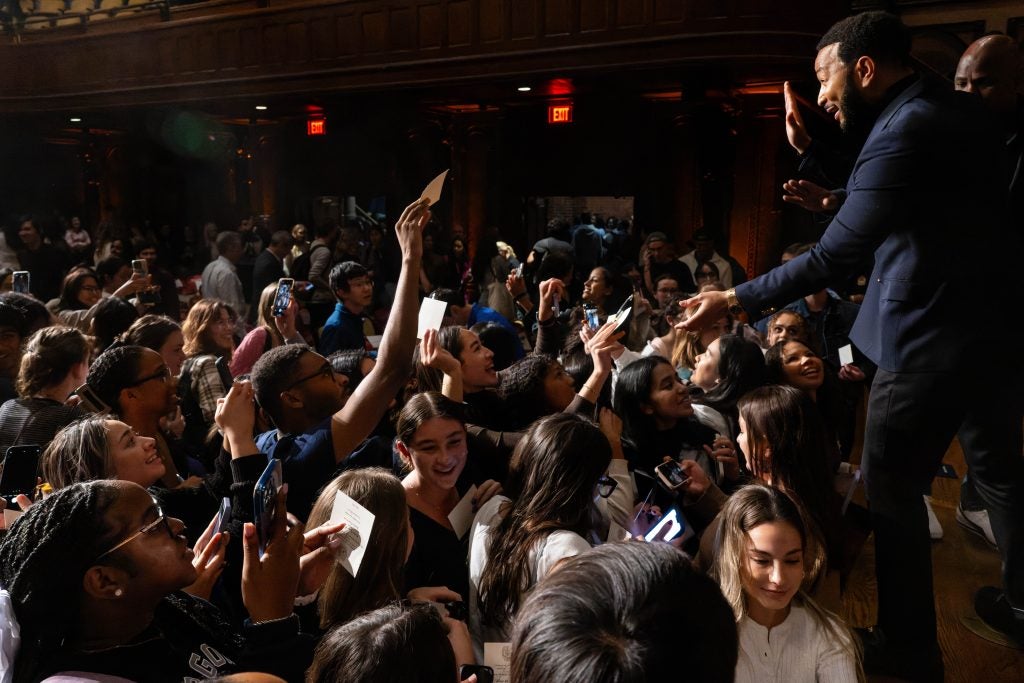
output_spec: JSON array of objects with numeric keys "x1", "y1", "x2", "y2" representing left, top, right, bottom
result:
[{"x1": 840, "y1": 435, "x2": 1024, "y2": 682}]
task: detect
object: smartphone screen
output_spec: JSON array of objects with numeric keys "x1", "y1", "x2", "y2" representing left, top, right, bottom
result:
[
  {"x1": 459, "y1": 665, "x2": 494, "y2": 683},
  {"x1": 656, "y1": 459, "x2": 688, "y2": 489},
  {"x1": 272, "y1": 278, "x2": 294, "y2": 317},
  {"x1": 253, "y1": 459, "x2": 283, "y2": 557},
  {"x1": 213, "y1": 497, "x2": 232, "y2": 536},
  {"x1": 584, "y1": 305, "x2": 600, "y2": 330},
  {"x1": 131, "y1": 259, "x2": 149, "y2": 276},
  {"x1": 645, "y1": 508, "x2": 685, "y2": 543},
  {"x1": 12, "y1": 271, "x2": 30, "y2": 294},
  {"x1": 0, "y1": 445, "x2": 42, "y2": 498}
]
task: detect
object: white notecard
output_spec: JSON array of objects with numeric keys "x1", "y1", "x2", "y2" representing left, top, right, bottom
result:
[
  {"x1": 417, "y1": 297, "x2": 448, "y2": 339},
  {"x1": 484, "y1": 642, "x2": 512, "y2": 683},
  {"x1": 838, "y1": 344, "x2": 854, "y2": 366},
  {"x1": 328, "y1": 491, "x2": 376, "y2": 578},
  {"x1": 420, "y1": 169, "x2": 449, "y2": 206},
  {"x1": 366, "y1": 335, "x2": 383, "y2": 349},
  {"x1": 447, "y1": 485, "x2": 478, "y2": 540}
]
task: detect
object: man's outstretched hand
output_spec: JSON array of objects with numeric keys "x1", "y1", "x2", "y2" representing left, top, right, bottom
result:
[{"x1": 782, "y1": 178, "x2": 840, "y2": 213}]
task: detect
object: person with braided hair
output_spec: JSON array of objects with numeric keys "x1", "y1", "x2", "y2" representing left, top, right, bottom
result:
[{"x1": 0, "y1": 479, "x2": 314, "y2": 683}]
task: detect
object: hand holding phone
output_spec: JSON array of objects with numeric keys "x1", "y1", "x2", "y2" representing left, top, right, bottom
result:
[
  {"x1": 272, "y1": 278, "x2": 294, "y2": 317},
  {"x1": 12, "y1": 271, "x2": 30, "y2": 294},
  {"x1": 0, "y1": 445, "x2": 41, "y2": 502},
  {"x1": 253, "y1": 459, "x2": 284, "y2": 557},
  {"x1": 655, "y1": 457, "x2": 689, "y2": 491},
  {"x1": 459, "y1": 665, "x2": 494, "y2": 683}
]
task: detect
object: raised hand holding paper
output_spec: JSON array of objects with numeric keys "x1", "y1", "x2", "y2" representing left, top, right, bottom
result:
[
  {"x1": 447, "y1": 484, "x2": 478, "y2": 539},
  {"x1": 420, "y1": 169, "x2": 449, "y2": 206},
  {"x1": 417, "y1": 296, "x2": 448, "y2": 340},
  {"x1": 838, "y1": 343, "x2": 854, "y2": 366},
  {"x1": 329, "y1": 490, "x2": 376, "y2": 577}
]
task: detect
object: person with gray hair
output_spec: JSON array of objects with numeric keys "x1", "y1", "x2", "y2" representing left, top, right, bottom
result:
[{"x1": 201, "y1": 230, "x2": 248, "y2": 322}]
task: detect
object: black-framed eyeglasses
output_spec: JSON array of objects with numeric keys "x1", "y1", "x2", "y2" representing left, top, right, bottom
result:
[
  {"x1": 596, "y1": 475, "x2": 618, "y2": 499},
  {"x1": 285, "y1": 362, "x2": 333, "y2": 391},
  {"x1": 95, "y1": 507, "x2": 175, "y2": 561},
  {"x1": 127, "y1": 365, "x2": 172, "y2": 387}
]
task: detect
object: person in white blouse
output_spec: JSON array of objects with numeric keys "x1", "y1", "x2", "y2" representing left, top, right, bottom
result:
[
  {"x1": 711, "y1": 484, "x2": 863, "y2": 683},
  {"x1": 467, "y1": 411, "x2": 635, "y2": 661}
]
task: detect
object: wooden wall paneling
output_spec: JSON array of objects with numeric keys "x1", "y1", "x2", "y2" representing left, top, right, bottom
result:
[
  {"x1": 418, "y1": 2, "x2": 443, "y2": 49},
  {"x1": 336, "y1": 12, "x2": 357, "y2": 57},
  {"x1": 361, "y1": 10, "x2": 388, "y2": 53},
  {"x1": 285, "y1": 22, "x2": 310, "y2": 63},
  {"x1": 261, "y1": 24, "x2": 285, "y2": 65},
  {"x1": 158, "y1": 37, "x2": 175, "y2": 75},
  {"x1": 177, "y1": 34, "x2": 196, "y2": 74},
  {"x1": 197, "y1": 31, "x2": 218, "y2": 72},
  {"x1": 218, "y1": 29, "x2": 240, "y2": 70},
  {"x1": 615, "y1": 0, "x2": 647, "y2": 28},
  {"x1": 654, "y1": 0, "x2": 684, "y2": 23},
  {"x1": 728, "y1": 108, "x2": 784, "y2": 280},
  {"x1": 390, "y1": 5, "x2": 414, "y2": 52},
  {"x1": 580, "y1": 0, "x2": 610, "y2": 32},
  {"x1": 479, "y1": 0, "x2": 503, "y2": 43},
  {"x1": 310, "y1": 15, "x2": 337, "y2": 61},
  {"x1": 509, "y1": 0, "x2": 538, "y2": 40},
  {"x1": 544, "y1": 0, "x2": 574, "y2": 36},
  {"x1": 240, "y1": 26, "x2": 260, "y2": 67},
  {"x1": 448, "y1": 0, "x2": 473, "y2": 47}
]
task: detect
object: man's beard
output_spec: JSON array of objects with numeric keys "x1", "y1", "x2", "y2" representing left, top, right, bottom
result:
[{"x1": 839, "y1": 71, "x2": 878, "y2": 137}]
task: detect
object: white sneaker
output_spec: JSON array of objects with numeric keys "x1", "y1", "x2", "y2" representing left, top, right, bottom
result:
[
  {"x1": 956, "y1": 503, "x2": 998, "y2": 549},
  {"x1": 925, "y1": 495, "x2": 942, "y2": 540}
]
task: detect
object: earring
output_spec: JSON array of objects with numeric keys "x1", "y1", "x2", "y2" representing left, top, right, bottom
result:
[{"x1": 114, "y1": 588, "x2": 124, "y2": 597}]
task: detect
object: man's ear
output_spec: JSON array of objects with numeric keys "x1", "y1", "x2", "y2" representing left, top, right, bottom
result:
[
  {"x1": 853, "y1": 55, "x2": 877, "y2": 89},
  {"x1": 280, "y1": 390, "x2": 304, "y2": 410},
  {"x1": 82, "y1": 564, "x2": 128, "y2": 601}
]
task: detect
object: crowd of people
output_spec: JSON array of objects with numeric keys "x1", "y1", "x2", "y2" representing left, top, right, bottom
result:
[{"x1": 0, "y1": 10, "x2": 1021, "y2": 683}]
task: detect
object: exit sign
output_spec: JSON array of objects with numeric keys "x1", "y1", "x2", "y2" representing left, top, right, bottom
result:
[
  {"x1": 547, "y1": 103, "x2": 573, "y2": 124},
  {"x1": 307, "y1": 119, "x2": 327, "y2": 136}
]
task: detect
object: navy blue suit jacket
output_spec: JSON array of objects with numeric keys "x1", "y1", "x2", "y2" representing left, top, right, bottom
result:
[{"x1": 739, "y1": 77, "x2": 1008, "y2": 373}]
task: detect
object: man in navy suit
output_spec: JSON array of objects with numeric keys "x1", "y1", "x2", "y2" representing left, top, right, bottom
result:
[{"x1": 681, "y1": 12, "x2": 1023, "y2": 680}]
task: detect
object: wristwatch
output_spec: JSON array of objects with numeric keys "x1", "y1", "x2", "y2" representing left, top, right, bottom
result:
[{"x1": 724, "y1": 288, "x2": 744, "y2": 316}]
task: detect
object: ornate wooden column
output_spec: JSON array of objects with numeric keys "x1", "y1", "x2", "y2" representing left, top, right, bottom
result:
[{"x1": 447, "y1": 112, "x2": 498, "y2": 259}]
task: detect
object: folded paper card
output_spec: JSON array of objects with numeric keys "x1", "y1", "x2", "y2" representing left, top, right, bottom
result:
[{"x1": 420, "y1": 170, "x2": 449, "y2": 206}]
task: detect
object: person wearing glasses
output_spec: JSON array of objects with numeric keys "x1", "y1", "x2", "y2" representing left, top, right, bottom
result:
[
  {"x1": 0, "y1": 479, "x2": 315, "y2": 682},
  {"x1": 250, "y1": 197, "x2": 431, "y2": 522},
  {"x1": 468, "y1": 411, "x2": 634, "y2": 660},
  {"x1": 50, "y1": 266, "x2": 150, "y2": 335},
  {"x1": 693, "y1": 260, "x2": 722, "y2": 287}
]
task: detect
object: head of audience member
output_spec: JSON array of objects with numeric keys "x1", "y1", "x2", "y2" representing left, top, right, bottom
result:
[
  {"x1": 472, "y1": 321, "x2": 520, "y2": 372},
  {"x1": 267, "y1": 230, "x2": 294, "y2": 259},
  {"x1": 429, "y1": 287, "x2": 472, "y2": 327},
  {"x1": 182, "y1": 299, "x2": 236, "y2": 359},
  {"x1": 41, "y1": 415, "x2": 164, "y2": 489},
  {"x1": 693, "y1": 259, "x2": 721, "y2": 287},
  {"x1": 57, "y1": 268, "x2": 102, "y2": 311},
  {"x1": 327, "y1": 348, "x2": 375, "y2": 404},
  {"x1": 765, "y1": 339, "x2": 825, "y2": 400},
  {"x1": 314, "y1": 219, "x2": 340, "y2": 247},
  {"x1": 619, "y1": 262, "x2": 642, "y2": 291},
  {"x1": 306, "y1": 468, "x2": 412, "y2": 629},
  {"x1": 89, "y1": 296, "x2": 140, "y2": 354},
  {"x1": 0, "y1": 299, "x2": 30, "y2": 380},
  {"x1": 252, "y1": 345, "x2": 343, "y2": 433},
  {"x1": 17, "y1": 216, "x2": 43, "y2": 251},
  {"x1": 368, "y1": 224, "x2": 384, "y2": 249},
  {"x1": 479, "y1": 413, "x2": 611, "y2": 625},
  {"x1": 581, "y1": 267, "x2": 613, "y2": 311},
  {"x1": 535, "y1": 251, "x2": 574, "y2": 289},
  {"x1": 955, "y1": 34, "x2": 1022, "y2": 128},
  {"x1": 814, "y1": 11, "x2": 914, "y2": 135},
  {"x1": 134, "y1": 240, "x2": 159, "y2": 269},
  {"x1": 0, "y1": 292, "x2": 52, "y2": 335},
  {"x1": 511, "y1": 542, "x2": 738, "y2": 683},
  {"x1": 122, "y1": 314, "x2": 186, "y2": 376},
  {"x1": 415, "y1": 326, "x2": 497, "y2": 395},
  {"x1": 216, "y1": 231, "x2": 244, "y2": 264},
  {"x1": 691, "y1": 334, "x2": 767, "y2": 408},
  {"x1": 0, "y1": 268, "x2": 12, "y2": 292},
  {"x1": 764, "y1": 309, "x2": 811, "y2": 347},
  {"x1": 292, "y1": 223, "x2": 309, "y2": 245},
  {"x1": 307, "y1": 603, "x2": 459, "y2": 683},
  {"x1": 645, "y1": 231, "x2": 673, "y2": 264},
  {"x1": 691, "y1": 228, "x2": 717, "y2": 262},
  {"x1": 396, "y1": 391, "x2": 467, "y2": 493},
  {"x1": 498, "y1": 354, "x2": 576, "y2": 430},
  {"x1": 86, "y1": 344, "x2": 177, "y2": 422},
  {"x1": 653, "y1": 274, "x2": 681, "y2": 309},
  {"x1": 780, "y1": 242, "x2": 806, "y2": 265},
  {"x1": 0, "y1": 480, "x2": 197, "y2": 682},
  {"x1": 96, "y1": 256, "x2": 132, "y2": 295},
  {"x1": 613, "y1": 355, "x2": 693, "y2": 434},
  {"x1": 329, "y1": 262, "x2": 373, "y2": 314},
  {"x1": 17, "y1": 326, "x2": 91, "y2": 400}
]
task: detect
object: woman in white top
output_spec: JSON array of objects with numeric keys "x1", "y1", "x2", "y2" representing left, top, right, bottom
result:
[
  {"x1": 711, "y1": 484, "x2": 863, "y2": 683},
  {"x1": 468, "y1": 410, "x2": 634, "y2": 660}
]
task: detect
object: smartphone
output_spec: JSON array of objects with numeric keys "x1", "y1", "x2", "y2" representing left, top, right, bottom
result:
[
  {"x1": 132, "y1": 259, "x2": 161, "y2": 306},
  {"x1": 611, "y1": 295, "x2": 634, "y2": 336},
  {"x1": 0, "y1": 444, "x2": 41, "y2": 501},
  {"x1": 215, "y1": 355, "x2": 233, "y2": 389},
  {"x1": 11, "y1": 271, "x2": 30, "y2": 294},
  {"x1": 583, "y1": 305, "x2": 600, "y2": 331},
  {"x1": 213, "y1": 496, "x2": 232, "y2": 536},
  {"x1": 272, "y1": 278, "x2": 294, "y2": 317},
  {"x1": 552, "y1": 291, "x2": 560, "y2": 316},
  {"x1": 459, "y1": 665, "x2": 494, "y2": 683},
  {"x1": 655, "y1": 458, "x2": 689, "y2": 491},
  {"x1": 253, "y1": 458, "x2": 283, "y2": 557},
  {"x1": 443, "y1": 600, "x2": 468, "y2": 621},
  {"x1": 132, "y1": 259, "x2": 149, "y2": 277},
  {"x1": 644, "y1": 507, "x2": 686, "y2": 543},
  {"x1": 74, "y1": 382, "x2": 111, "y2": 414}
]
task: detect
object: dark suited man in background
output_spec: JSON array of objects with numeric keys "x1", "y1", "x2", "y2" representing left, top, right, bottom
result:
[
  {"x1": 250, "y1": 230, "x2": 293, "y2": 324},
  {"x1": 680, "y1": 12, "x2": 1023, "y2": 682}
]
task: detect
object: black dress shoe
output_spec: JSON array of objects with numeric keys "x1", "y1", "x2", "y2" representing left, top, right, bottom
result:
[{"x1": 974, "y1": 586, "x2": 1024, "y2": 647}]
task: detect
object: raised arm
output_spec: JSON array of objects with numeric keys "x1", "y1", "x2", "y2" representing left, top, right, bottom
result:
[{"x1": 330, "y1": 198, "x2": 429, "y2": 460}]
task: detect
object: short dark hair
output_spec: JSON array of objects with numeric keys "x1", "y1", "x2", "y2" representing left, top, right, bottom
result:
[
  {"x1": 307, "y1": 602, "x2": 456, "y2": 683},
  {"x1": 329, "y1": 261, "x2": 369, "y2": 294},
  {"x1": 0, "y1": 298, "x2": 29, "y2": 337},
  {"x1": 95, "y1": 256, "x2": 127, "y2": 284},
  {"x1": 428, "y1": 287, "x2": 462, "y2": 310},
  {"x1": 251, "y1": 344, "x2": 312, "y2": 424},
  {"x1": 817, "y1": 11, "x2": 912, "y2": 68},
  {"x1": 269, "y1": 230, "x2": 293, "y2": 248},
  {"x1": 91, "y1": 296, "x2": 140, "y2": 353},
  {"x1": 0, "y1": 293, "x2": 49, "y2": 335},
  {"x1": 511, "y1": 542, "x2": 738, "y2": 683},
  {"x1": 327, "y1": 348, "x2": 372, "y2": 388}
]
